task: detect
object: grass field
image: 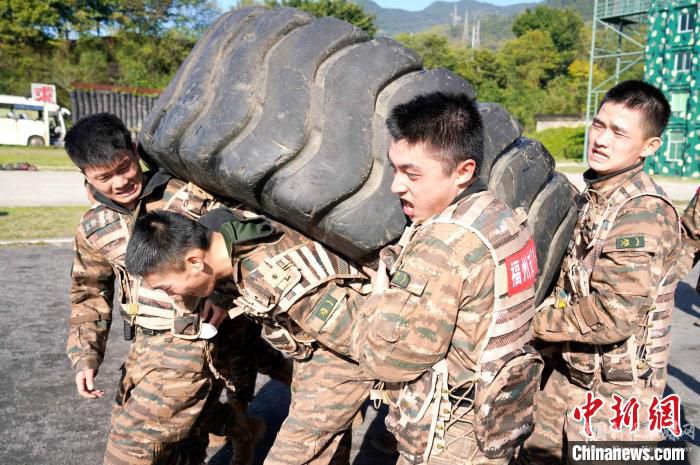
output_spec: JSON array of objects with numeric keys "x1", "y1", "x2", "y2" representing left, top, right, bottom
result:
[
  {"x1": 0, "y1": 206, "x2": 86, "y2": 241},
  {"x1": 0, "y1": 145, "x2": 75, "y2": 171}
]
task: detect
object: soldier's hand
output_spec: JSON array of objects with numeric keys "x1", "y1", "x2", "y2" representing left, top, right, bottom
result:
[
  {"x1": 364, "y1": 259, "x2": 389, "y2": 296},
  {"x1": 75, "y1": 368, "x2": 104, "y2": 399},
  {"x1": 202, "y1": 299, "x2": 228, "y2": 328}
]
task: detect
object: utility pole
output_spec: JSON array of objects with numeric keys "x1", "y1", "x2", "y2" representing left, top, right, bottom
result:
[{"x1": 462, "y1": 10, "x2": 469, "y2": 46}]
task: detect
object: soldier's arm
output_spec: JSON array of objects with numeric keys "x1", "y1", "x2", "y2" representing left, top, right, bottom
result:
[
  {"x1": 353, "y1": 225, "x2": 481, "y2": 382},
  {"x1": 66, "y1": 229, "x2": 115, "y2": 372},
  {"x1": 534, "y1": 199, "x2": 678, "y2": 344}
]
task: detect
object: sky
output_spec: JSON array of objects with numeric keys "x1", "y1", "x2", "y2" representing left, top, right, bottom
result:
[{"x1": 218, "y1": 0, "x2": 542, "y2": 12}]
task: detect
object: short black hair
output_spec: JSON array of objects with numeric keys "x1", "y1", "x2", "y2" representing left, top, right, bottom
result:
[
  {"x1": 599, "y1": 80, "x2": 670, "y2": 138},
  {"x1": 64, "y1": 113, "x2": 133, "y2": 170},
  {"x1": 386, "y1": 92, "x2": 484, "y2": 175},
  {"x1": 126, "y1": 210, "x2": 210, "y2": 277}
]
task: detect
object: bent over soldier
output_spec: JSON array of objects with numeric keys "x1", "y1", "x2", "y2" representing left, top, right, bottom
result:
[
  {"x1": 352, "y1": 92, "x2": 543, "y2": 465},
  {"x1": 519, "y1": 81, "x2": 682, "y2": 464},
  {"x1": 65, "y1": 114, "x2": 277, "y2": 465},
  {"x1": 125, "y1": 207, "x2": 375, "y2": 465}
]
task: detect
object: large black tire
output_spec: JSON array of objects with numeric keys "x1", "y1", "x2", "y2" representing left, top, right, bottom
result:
[{"x1": 140, "y1": 6, "x2": 575, "y2": 302}]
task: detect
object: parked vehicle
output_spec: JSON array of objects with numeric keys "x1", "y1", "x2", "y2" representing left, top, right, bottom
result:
[{"x1": 0, "y1": 95, "x2": 71, "y2": 146}]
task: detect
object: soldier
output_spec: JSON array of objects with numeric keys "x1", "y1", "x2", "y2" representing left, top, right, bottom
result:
[
  {"x1": 351, "y1": 92, "x2": 543, "y2": 465},
  {"x1": 519, "y1": 80, "x2": 681, "y2": 464},
  {"x1": 125, "y1": 207, "x2": 375, "y2": 465},
  {"x1": 65, "y1": 113, "x2": 280, "y2": 465}
]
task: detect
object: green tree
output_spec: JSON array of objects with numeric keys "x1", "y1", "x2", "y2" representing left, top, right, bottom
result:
[
  {"x1": 394, "y1": 33, "x2": 456, "y2": 70},
  {"x1": 500, "y1": 30, "x2": 560, "y2": 88},
  {"x1": 110, "y1": 0, "x2": 220, "y2": 36},
  {"x1": 265, "y1": 0, "x2": 376, "y2": 36},
  {"x1": 0, "y1": 0, "x2": 60, "y2": 48},
  {"x1": 512, "y1": 6, "x2": 583, "y2": 54}
]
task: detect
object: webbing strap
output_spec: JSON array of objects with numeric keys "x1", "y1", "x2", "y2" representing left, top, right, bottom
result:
[{"x1": 70, "y1": 313, "x2": 112, "y2": 325}]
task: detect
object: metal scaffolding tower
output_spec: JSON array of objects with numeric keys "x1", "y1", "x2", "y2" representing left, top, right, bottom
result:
[{"x1": 583, "y1": 0, "x2": 658, "y2": 160}]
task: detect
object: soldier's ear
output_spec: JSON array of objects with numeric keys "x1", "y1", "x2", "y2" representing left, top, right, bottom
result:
[
  {"x1": 185, "y1": 249, "x2": 206, "y2": 272},
  {"x1": 455, "y1": 159, "x2": 477, "y2": 186},
  {"x1": 641, "y1": 136, "x2": 662, "y2": 158}
]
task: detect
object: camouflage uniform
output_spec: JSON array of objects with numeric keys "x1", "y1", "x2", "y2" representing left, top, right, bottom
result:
[
  {"x1": 67, "y1": 171, "x2": 270, "y2": 465},
  {"x1": 352, "y1": 181, "x2": 543, "y2": 465},
  {"x1": 678, "y1": 188, "x2": 700, "y2": 291},
  {"x1": 520, "y1": 163, "x2": 681, "y2": 464},
  {"x1": 201, "y1": 207, "x2": 375, "y2": 465}
]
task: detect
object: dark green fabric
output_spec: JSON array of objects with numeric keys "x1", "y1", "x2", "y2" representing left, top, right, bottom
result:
[{"x1": 219, "y1": 218, "x2": 276, "y2": 257}]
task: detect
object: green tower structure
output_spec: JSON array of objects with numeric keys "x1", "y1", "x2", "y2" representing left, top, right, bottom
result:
[
  {"x1": 585, "y1": 0, "x2": 699, "y2": 178},
  {"x1": 644, "y1": 1, "x2": 699, "y2": 178}
]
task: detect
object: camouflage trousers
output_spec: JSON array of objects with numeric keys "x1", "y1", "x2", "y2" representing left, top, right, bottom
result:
[
  {"x1": 104, "y1": 330, "x2": 213, "y2": 465},
  {"x1": 104, "y1": 326, "x2": 261, "y2": 465},
  {"x1": 518, "y1": 364, "x2": 665, "y2": 465},
  {"x1": 264, "y1": 345, "x2": 374, "y2": 465}
]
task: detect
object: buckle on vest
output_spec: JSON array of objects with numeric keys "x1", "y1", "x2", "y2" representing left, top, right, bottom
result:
[
  {"x1": 260, "y1": 258, "x2": 295, "y2": 291},
  {"x1": 127, "y1": 303, "x2": 139, "y2": 316}
]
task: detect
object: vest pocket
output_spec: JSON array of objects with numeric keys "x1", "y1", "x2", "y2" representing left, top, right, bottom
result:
[
  {"x1": 562, "y1": 341, "x2": 597, "y2": 389},
  {"x1": 600, "y1": 338, "x2": 636, "y2": 385},
  {"x1": 473, "y1": 346, "x2": 543, "y2": 459}
]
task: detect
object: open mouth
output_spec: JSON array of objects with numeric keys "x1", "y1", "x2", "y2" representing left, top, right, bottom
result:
[
  {"x1": 589, "y1": 149, "x2": 609, "y2": 163},
  {"x1": 401, "y1": 199, "x2": 415, "y2": 217},
  {"x1": 116, "y1": 183, "x2": 138, "y2": 197}
]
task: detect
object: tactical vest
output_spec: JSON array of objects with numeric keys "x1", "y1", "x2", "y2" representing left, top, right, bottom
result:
[
  {"x1": 556, "y1": 172, "x2": 680, "y2": 389},
  {"x1": 380, "y1": 191, "x2": 543, "y2": 463},
  {"x1": 228, "y1": 219, "x2": 369, "y2": 360},
  {"x1": 81, "y1": 180, "x2": 220, "y2": 337}
]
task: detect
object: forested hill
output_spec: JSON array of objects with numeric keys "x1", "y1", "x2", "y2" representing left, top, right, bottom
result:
[{"x1": 351, "y1": 0, "x2": 592, "y2": 41}]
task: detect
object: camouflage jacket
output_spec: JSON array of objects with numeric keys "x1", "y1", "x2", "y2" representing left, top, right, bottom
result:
[
  {"x1": 67, "y1": 172, "x2": 218, "y2": 372},
  {"x1": 533, "y1": 163, "x2": 680, "y2": 387},
  {"x1": 206, "y1": 207, "x2": 369, "y2": 360},
  {"x1": 350, "y1": 183, "x2": 541, "y2": 462},
  {"x1": 533, "y1": 163, "x2": 679, "y2": 343},
  {"x1": 352, "y1": 182, "x2": 535, "y2": 387}
]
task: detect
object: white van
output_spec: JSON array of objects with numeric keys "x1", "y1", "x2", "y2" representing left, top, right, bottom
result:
[{"x1": 0, "y1": 95, "x2": 71, "y2": 146}]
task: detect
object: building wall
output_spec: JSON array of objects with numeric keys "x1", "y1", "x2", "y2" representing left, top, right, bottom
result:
[
  {"x1": 644, "y1": 0, "x2": 699, "y2": 178},
  {"x1": 535, "y1": 118, "x2": 585, "y2": 132}
]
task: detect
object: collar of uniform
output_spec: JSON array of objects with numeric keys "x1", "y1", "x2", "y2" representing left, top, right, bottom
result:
[
  {"x1": 583, "y1": 160, "x2": 645, "y2": 198},
  {"x1": 92, "y1": 169, "x2": 172, "y2": 214},
  {"x1": 197, "y1": 208, "x2": 277, "y2": 260},
  {"x1": 451, "y1": 178, "x2": 488, "y2": 206}
]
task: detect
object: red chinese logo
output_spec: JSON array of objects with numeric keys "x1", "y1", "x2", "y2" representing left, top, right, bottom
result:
[
  {"x1": 573, "y1": 392, "x2": 683, "y2": 438},
  {"x1": 32, "y1": 85, "x2": 55, "y2": 103},
  {"x1": 610, "y1": 394, "x2": 640, "y2": 432},
  {"x1": 573, "y1": 391, "x2": 604, "y2": 437},
  {"x1": 649, "y1": 394, "x2": 681, "y2": 437},
  {"x1": 506, "y1": 237, "x2": 538, "y2": 296}
]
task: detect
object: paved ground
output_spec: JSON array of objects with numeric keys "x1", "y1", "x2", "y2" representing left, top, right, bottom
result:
[
  {"x1": 0, "y1": 171, "x2": 88, "y2": 206},
  {"x1": 0, "y1": 244, "x2": 391, "y2": 465},
  {"x1": 0, "y1": 243, "x2": 698, "y2": 465},
  {"x1": 0, "y1": 169, "x2": 696, "y2": 208}
]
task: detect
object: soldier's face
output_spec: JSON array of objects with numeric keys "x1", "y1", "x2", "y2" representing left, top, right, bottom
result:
[
  {"x1": 388, "y1": 139, "x2": 475, "y2": 222},
  {"x1": 83, "y1": 149, "x2": 144, "y2": 209},
  {"x1": 587, "y1": 102, "x2": 661, "y2": 175},
  {"x1": 144, "y1": 255, "x2": 216, "y2": 298}
]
